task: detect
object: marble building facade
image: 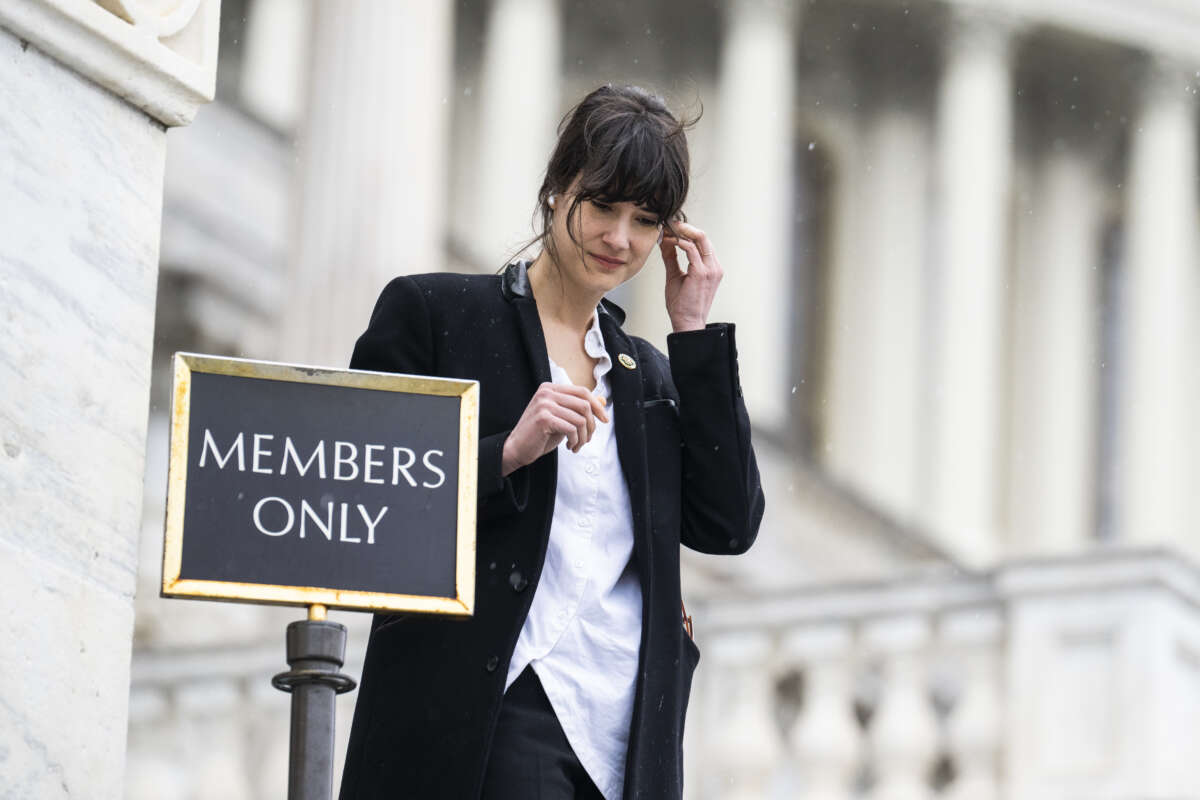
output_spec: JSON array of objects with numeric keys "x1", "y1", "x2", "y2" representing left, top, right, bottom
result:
[
  {"x1": 115, "y1": 0, "x2": 1200, "y2": 798},
  {"x1": 0, "y1": 1, "x2": 220, "y2": 797}
]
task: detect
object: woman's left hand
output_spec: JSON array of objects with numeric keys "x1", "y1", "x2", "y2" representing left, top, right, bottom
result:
[{"x1": 661, "y1": 221, "x2": 723, "y2": 333}]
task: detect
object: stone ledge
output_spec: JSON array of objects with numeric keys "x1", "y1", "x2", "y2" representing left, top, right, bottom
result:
[
  {"x1": 0, "y1": 0, "x2": 218, "y2": 127},
  {"x1": 698, "y1": 547, "x2": 1200, "y2": 630}
]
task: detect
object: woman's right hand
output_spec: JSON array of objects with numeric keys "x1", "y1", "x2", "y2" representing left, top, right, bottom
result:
[{"x1": 500, "y1": 382, "x2": 609, "y2": 475}]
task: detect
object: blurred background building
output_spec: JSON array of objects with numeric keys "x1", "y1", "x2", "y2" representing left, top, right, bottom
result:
[{"x1": 119, "y1": 0, "x2": 1200, "y2": 798}]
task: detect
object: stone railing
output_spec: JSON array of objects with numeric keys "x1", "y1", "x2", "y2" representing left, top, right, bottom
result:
[{"x1": 684, "y1": 548, "x2": 1200, "y2": 800}]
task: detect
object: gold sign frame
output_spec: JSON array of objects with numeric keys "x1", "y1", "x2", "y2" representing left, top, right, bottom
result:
[{"x1": 162, "y1": 352, "x2": 478, "y2": 616}]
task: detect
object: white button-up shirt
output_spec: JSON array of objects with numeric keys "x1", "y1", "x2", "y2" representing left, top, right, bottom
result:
[{"x1": 504, "y1": 311, "x2": 642, "y2": 800}]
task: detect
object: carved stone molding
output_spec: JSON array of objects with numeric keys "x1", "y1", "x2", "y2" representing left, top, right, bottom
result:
[
  {"x1": 0, "y1": 0, "x2": 219, "y2": 126},
  {"x1": 96, "y1": 0, "x2": 204, "y2": 38}
]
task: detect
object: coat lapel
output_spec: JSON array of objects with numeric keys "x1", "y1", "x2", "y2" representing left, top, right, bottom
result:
[
  {"x1": 502, "y1": 261, "x2": 650, "y2": 573},
  {"x1": 599, "y1": 311, "x2": 653, "y2": 578}
]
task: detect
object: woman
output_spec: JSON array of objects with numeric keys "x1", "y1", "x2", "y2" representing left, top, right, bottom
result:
[{"x1": 339, "y1": 85, "x2": 764, "y2": 800}]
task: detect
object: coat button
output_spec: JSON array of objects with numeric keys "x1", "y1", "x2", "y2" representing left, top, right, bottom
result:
[
  {"x1": 485, "y1": 655, "x2": 499, "y2": 672},
  {"x1": 509, "y1": 570, "x2": 528, "y2": 592}
]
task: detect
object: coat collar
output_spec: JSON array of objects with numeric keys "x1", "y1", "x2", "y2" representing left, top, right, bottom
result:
[{"x1": 501, "y1": 260, "x2": 627, "y2": 326}]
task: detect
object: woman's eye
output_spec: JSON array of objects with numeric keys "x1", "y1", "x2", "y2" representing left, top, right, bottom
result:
[
  {"x1": 638, "y1": 217, "x2": 660, "y2": 227},
  {"x1": 591, "y1": 201, "x2": 612, "y2": 212}
]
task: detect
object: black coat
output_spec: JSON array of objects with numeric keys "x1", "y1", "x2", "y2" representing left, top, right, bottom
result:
[{"x1": 338, "y1": 262, "x2": 764, "y2": 799}]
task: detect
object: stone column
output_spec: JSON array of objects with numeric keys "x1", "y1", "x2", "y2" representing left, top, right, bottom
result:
[
  {"x1": 281, "y1": 0, "x2": 455, "y2": 367},
  {"x1": 826, "y1": 105, "x2": 930, "y2": 522},
  {"x1": 928, "y1": 12, "x2": 1015, "y2": 564},
  {"x1": 0, "y1": 1, "x2": 219, "y2": 796},
  {"x1": 470, "y1": 0, "x2": 562, "y2": 267},
  {"x1": 707, "y1": 0, "x2": 799, "y2": 432},
  {"x1": 1115, "y1": 58, "x2": 1199, "y2": 549},
  {"x1": 1007, "y1": 146, "x2": 1103, "y2": 554}
]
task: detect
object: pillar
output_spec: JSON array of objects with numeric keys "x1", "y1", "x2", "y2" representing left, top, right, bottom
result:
[
  {"x1": 1008, "y1": 145, "x2": 1103, "y2": 554},
  {"x1": 282, "y1": 0, "x2": 455, "y2": 367},
  {"x1": 928, "y1": 11, "x2": 1015, "y2": 564},
  {"x1": 1116, "y1": 57, "x2": 1199, "y2": 549},
  {"x1": 709, "y1": 0, "x2": 799, "y2": 431},
  {"x1": 826, "y1": 104, "x2": 930, "y2": 522},
  {"x1": 470, "y1": 0, "x2": 562, "y2": 267},
  {"x1": 0, "y1": 0, "x2": 219, "y2": 795}
]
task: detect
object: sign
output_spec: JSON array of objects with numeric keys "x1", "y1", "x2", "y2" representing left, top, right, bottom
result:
[{"x1": 162, "y1": 353, "x2": 478, "y2": 616}]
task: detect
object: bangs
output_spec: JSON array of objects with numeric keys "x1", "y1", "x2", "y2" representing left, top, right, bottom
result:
[{"x1": 573, "y1": 112, "x2": 688, "y2": 223}]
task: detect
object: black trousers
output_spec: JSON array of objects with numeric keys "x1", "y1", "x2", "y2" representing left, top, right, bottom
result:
[{"x1": 480, "y1": 667, "x2": 607, "y2": 800}]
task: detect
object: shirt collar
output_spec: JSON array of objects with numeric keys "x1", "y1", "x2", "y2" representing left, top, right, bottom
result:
[{"x1": 584, "y1": 310, "x2": 613, "y2": 383}]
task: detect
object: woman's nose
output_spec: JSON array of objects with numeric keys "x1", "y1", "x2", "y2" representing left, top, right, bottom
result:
[{"x1": 602, "y1": 217, "x2": 631, "y2": 250}]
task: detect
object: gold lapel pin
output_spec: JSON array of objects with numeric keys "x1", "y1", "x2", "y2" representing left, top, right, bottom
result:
[{"x1": 618, "y1": 353, "x2": 637, "y2": 370}]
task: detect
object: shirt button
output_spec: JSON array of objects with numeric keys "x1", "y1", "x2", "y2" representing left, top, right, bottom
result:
[
  {"x1": 574, "y1": 560, "x2": 584, "y2": 569},
  {"x1": 577, "y1": 518, "x2": 590, "y2": 528},
  {"x1": 485, "y1": 655, "x2": 499, "y2": 673},
  {"x1": 585, "y1": 463, "x2": 598, "y2": 475}
]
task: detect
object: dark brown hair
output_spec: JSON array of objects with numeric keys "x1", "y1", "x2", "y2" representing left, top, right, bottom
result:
[{"x1": 515, "y1": 84, "x2": 699, "y2": 269}]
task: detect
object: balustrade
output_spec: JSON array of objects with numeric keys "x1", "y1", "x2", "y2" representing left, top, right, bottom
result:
[
  {"x1": 941, "y1": 610, "x2": 1002, "y2": 800},
  {"x1": 694, "y1": 573, "x2": 999, "y2": 800},
  {"x1": 785, "y1": 624, "x2": 860, "y2": 800},
  {"x1": 709, "y1": 631, "x2": 784, "y2": 800},
  {"x1": 690, "y1": 551, "x2": 1200, "y2": 799}
]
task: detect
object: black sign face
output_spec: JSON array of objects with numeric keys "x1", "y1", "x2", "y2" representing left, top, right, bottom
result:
[{"x1": 163, "y1": 354, "x2": 477, "y2": 615}]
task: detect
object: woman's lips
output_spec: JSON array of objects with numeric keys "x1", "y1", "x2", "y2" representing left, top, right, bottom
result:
[{"x1": 589, "y1": 252, "x2": 625, "y2": 268}]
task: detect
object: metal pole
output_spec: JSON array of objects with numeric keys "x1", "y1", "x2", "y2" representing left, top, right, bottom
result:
[{"x1": 273, "y1": 604, "x2": 357, "y2": 800}]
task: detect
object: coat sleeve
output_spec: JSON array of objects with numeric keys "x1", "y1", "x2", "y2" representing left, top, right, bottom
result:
[
  {"x1": 663, "y1": 322, "x2": 765, "y2": 555},
  {"x1": 350, "y1": 276, "x2": 528, "y2": 522}
]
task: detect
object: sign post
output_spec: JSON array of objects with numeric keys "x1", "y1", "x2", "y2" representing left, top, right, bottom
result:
[
  {"x1": 161, "y1": 353, "x2": 478, "y2": 799},
  {"x1": 272, "y1": 604, "x2": 356, "y2": 800}
]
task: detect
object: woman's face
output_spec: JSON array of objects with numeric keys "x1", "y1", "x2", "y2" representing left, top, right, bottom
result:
[{"x1": 547, "y1": 184, "x2": 663, "y2": 296}]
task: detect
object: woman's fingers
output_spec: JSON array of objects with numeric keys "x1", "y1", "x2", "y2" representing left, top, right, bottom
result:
[
  {"x1": 671, "y1": 221, "x2": 715, "y2": 259},
  {"x1": 506, "y1": 383, "x2": 606, "y2": 471},
  {"x1": 540, "y1": 411, "x2": 577, "y2": 451},
  {"x1": 543, "y1": 384, "x2": 610, "y2": 453},
  {"x1": 662, "y1": 224, "x2": 723, "y2": 333},
  {"x1": 537, "y1": 395, "x2": 587, "y2": 453},
  {"x1": 660, "y1": 235, "x2": 684, "y2": 278},
  {"x1": 542, "y1": 403, "x2": 587, "y2": 449},
  {"x1": 674, "y1": 236, "x2": 707, "y2": 273},
  {"x1": 587, "y1": 391, "x2": 609, "y2": 424},
  {"x1": 506, "y1": 382, "x2": 612, "y2": 471},
  {"x1": 553, "y1": 383, "x2": 609, "y2": 425}
]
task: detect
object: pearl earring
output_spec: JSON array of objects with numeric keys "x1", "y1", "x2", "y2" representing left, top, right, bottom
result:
[{"x1": 548, "y1": 194, "x2": 556, "y2": 209}]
